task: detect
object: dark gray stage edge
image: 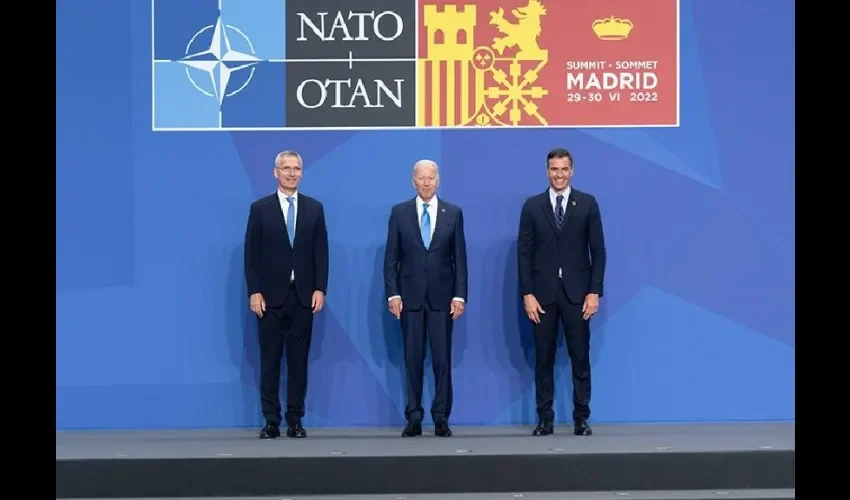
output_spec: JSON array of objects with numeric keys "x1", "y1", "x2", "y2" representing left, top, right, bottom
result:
[
  {"x1": 68, "y1": 492, "x2": 795, "y2": 500},
  {"x1": 56, "y1": 423, "x2": 795, "y2": 499}
]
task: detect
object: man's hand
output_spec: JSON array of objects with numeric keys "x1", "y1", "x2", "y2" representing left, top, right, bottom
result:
[
  {"x1": 582, "y1": 293, "x2": 600, "y2": 320},
  {"x1": 450, "y1": 299, "x2": 465, "y2": 320},
  {"x1": 388, "y1": 297, "x2": 403, "y2": 319},
  {"x1": 311, "y1": 290, "x2": 325, "y2": 313},
  {"x1": 250, "y1": 293, "x2": 266, "y2": 318},
  {"x1": 523, "y1": 294, "x2": 545, "y2": 324}
]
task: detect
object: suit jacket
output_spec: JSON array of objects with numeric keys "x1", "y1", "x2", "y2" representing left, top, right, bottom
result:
[
  {"x1": 383, "y1": 197, "x2": 468, "y2": 311},
  {"x1": 518, "y1": 187, "x2": 606, "y2": 306},
  {"x1": 244, "y1": 191, "x2": 329, "y2": 308}
]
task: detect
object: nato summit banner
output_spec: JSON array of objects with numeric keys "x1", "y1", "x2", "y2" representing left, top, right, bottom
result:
[{"x1": 152, "y1": 0, "x2": 678, "y2": 131}]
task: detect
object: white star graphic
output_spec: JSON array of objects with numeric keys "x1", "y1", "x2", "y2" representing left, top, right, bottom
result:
[{"x1": 179, "y1": 16, "x2": 261, "y2": 106}]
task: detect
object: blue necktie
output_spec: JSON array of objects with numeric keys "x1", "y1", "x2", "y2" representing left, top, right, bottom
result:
[
  {"x1": 286, "y1": 196, "x2": 295, "y2": 246},
  {"x1": 421, "y1": 203, "x2": 431, "y2": 248},
  {"x1": 555, "y1": 194, "x2": 564, "y2": 229}
]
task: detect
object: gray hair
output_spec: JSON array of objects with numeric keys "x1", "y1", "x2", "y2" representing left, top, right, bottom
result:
[
  {"x1": 275, "y1": 150, "x2": 303, "y2": 167},
  {"x1": 412, "y1": 159, "x2": 439, "y2": 177}
]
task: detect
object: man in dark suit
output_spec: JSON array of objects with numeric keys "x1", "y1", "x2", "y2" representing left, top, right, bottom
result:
[
  {"x1": 244, "y1": 150, "x2": 329, "y2": 439},
  {"x1": 383, "y1": 159, "x2": 468, "y2": 438},
  {"x1": 518, "y1": 147, "x2": 607, "y2": 437}
]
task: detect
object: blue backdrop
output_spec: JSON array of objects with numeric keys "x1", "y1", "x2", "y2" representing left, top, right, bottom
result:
[{"x1": 56, "y1": 0, "x2": 795, "y2": 429}]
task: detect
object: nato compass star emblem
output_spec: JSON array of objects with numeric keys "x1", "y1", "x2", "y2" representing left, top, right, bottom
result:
[{"x1": 177, "y1": 14, "x2": 262, "y2": 107}]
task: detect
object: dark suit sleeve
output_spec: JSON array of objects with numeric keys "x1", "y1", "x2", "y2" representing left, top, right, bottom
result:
[
  {"x1": 587, "y1": 196, "x2": 606, "y2": 297},
  {"x1": 517, "y1": 200, "x2": 535, "y2": 297},
  {"x1": 244, "y1": 201, "x2": 262, "y2": 297},
  {"x1": 383, "y1": 208, "x2": 401, "y2": 299},
  {"x1": 452, "y1": 208, "x2": 468, "y2": 301},
  {"x1": 313, "y1": 202, "x2": 329, "y2": 295}
]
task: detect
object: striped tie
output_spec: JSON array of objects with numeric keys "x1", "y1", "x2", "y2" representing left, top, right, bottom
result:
[{"x1": 555, "y1": 195, "x2": 564, "y2": 229}]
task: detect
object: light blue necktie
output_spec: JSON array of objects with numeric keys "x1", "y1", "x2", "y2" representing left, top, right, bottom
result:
[
  {"x1": 421, "y1": 203, "x2": 431, "y2": 248},
  {"x1": 286, "y1": 196, "x2": 295, "y2": 246}
]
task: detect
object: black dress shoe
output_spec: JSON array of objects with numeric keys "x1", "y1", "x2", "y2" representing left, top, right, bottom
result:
[
  {"x1": 286, "y1": 422, "x2": 307, "y2": 438},
  {"x1": 532, "y1": 421, "x2": 554, "y2": 436},
  {"x1": 402, "y1": 421, "x2": 422, "y2": 437},
  {"x1": 435, "y1": 422, "x2": 453, "y2": 437},
  {"x1": 574, "y1": 420, "x2": 592, "y2": 436},
  {"x1": 259, "y1": 423, "x2": 280, "y2": 439}
]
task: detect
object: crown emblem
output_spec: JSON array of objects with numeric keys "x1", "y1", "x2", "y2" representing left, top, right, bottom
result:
[{"x1": 592, "y1": 16, "x2": 633, "y2": 40}]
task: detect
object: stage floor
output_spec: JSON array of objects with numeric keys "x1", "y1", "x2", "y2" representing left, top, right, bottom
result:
[{"x1": 56, "y1": 422, "x2": 794, "y2": 460}]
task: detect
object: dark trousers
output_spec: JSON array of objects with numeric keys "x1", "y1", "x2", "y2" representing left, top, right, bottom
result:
[
  {"x1": 258, "y1": 283, "x2": 313, "y2": 426},
  {"x1": 533, "y1": 285, "x2": 591, "y2": 423},
  {"x1": 401, "y1": 298, "x2": 454, "y2": 424}
]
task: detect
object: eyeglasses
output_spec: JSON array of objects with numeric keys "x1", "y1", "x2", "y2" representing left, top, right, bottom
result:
[{"x1": 275, "y1": 166, "x2": 302, "y2": 174}]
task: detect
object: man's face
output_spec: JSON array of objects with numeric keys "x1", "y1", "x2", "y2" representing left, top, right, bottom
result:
[
  {"x1": 274, "y1": 155, "x2": 302, "y2": 192},
  {"x1": 547, "y1": 157, "x2": 573, "y2": 192},
  {"x1": 413, "y1": 164, "x2": 439, "y2": 200}
]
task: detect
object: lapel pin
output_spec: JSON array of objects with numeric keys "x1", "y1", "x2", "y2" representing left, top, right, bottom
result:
[
  {"x1": 572, "y1": 200, "x2": 576, "y2": 206},
  {"x1": 441, "y1": 208, "x2": 446, "y2": 212}
]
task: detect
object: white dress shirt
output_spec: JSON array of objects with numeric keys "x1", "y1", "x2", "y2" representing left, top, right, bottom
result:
[
  {"x1": 387, "y1": 195, "x2": 464, "y2": 304},
  {"x1": 278, "y1": 190, "x2": 297, "y2": 282},
  {"x1": 549, "y1": 186, "x2": 570, "y2": 279}
]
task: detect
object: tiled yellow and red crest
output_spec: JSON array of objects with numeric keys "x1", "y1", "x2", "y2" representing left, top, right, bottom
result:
[{"x1": 416, "y1": 0, "x2": 678, "y2": 128}]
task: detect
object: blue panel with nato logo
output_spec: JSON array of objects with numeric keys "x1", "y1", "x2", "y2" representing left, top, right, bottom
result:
[{"x1": 152, "y1": 0, "x2": 287, "y2": 130}]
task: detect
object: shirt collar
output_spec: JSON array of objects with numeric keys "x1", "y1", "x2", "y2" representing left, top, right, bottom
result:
[
  {"x1": 277, "y1": 190, "x2": 298, "y2": 203},
  {"x1": 416, "y1": 195, "x2": 438, "y2": 210}
]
